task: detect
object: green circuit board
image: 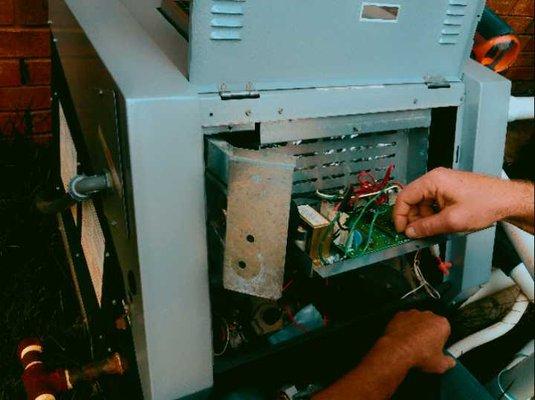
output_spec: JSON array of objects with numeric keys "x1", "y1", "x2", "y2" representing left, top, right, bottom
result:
[{"x1": 333, "y1": 204, "x2": 411, "y2": 259}]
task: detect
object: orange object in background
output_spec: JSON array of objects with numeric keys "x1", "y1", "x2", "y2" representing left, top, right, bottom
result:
[
  {"x1": 472, "y1": 7, "x2": 521, "y2": 73},
  {"x1": 473, "y1": 33, "x2": 521, "y2": 73}
]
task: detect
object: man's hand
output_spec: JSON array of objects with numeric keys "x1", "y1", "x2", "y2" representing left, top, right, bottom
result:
[
  {"x1": 380, "y1": 310, "x2": 455, "y2": 374},
  {"x1": 313, "y1": 310, "x2": 454, "y2": 400},
  {"x1": 393, "y1": 167, "x2": 534, "y2": 238}
]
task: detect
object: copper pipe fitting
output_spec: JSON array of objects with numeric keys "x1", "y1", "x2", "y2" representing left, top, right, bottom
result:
[{"x1": 18, "y1": 338, "x2": 127, "y2": 400}]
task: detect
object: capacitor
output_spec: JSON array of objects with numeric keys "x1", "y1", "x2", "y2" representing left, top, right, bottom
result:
[{"x1": 352, "y1": 229, "x2": 363, "y2": 249}]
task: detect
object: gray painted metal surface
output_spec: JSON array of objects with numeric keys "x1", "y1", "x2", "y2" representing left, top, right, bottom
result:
[
  {"x1": 199, "y1": 82, "x2": 465, "y2": 127},
  {"x1": 190, "y1": 0, "x2": 485, "y2": 93},
  {"x1": 50, "y1": 0, "x2": 510, "y2": 398},
  {"x1": 260, "y1": 110, "x2": 431, "y2": 144},
  {"x1": 265, "y1": 127, "x2": 429, "y2": 195},
  {"x1": 50, "y1": 1, "x2": 213, "y2": 399},
  {"x1": 446, "y1": 60, "x2": 511, "y2": 300}
]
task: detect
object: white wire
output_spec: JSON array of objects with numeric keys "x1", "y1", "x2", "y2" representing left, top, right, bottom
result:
[
  {"x1": 401, "y1": 251, "x2": 441, "y2": 300},
  {"x1": 356, "y1": 184, "x2": 402, "y2": 199},
  {"x1": 401, "y1": 283, "x2": 425, "y2": 299},
  {"x1": 315, "y1": 189, "x2": 341, "y2": 200}
]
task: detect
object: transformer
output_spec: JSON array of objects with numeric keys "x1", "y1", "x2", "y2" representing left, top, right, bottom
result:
[{"x1": 48, "y1": 1, "x2": 511, "y2": 399}]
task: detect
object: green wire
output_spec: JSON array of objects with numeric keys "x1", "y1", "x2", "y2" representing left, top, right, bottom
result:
[
  {"x1": 359, "y1": 206, "x2": 389, "y2": 254},
  {"x1": 317, "y1": 186, "x2": 392, "y2": 264},
  {"x1": 343, "y1": 190, "x2": 385, "y2": 255}
]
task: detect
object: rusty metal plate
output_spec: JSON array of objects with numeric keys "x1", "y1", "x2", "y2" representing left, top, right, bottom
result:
[{"x1": 223, "y1": 147, "x2": 295, "y2": 300}]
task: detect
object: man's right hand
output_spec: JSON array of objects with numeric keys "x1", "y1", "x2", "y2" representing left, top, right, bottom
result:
[
  {"x1": 393, "y1": 167, "x2": 534, "y2": 238},
  {"x1": 380, "y1": 310, "x2": 455, "y2": 374}
]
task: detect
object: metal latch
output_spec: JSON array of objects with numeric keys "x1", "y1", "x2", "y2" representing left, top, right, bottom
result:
[{"x1": 424, "y1": 75, "x2": 451, "y2": 89}]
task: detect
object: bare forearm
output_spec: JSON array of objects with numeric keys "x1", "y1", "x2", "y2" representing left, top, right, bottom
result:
[
  {"x1": 313, "y1": 337, "x2": 412, "y2": 400},
  {"x1": 502, "y1": 180, "x2": 534, "y2": 234}
]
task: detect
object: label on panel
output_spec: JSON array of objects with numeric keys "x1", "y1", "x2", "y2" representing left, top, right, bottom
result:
[
  {"x1": 81, "y1": 200, "x2": 105, "y2": 306},
  {"x1": 59, "y1": 103, "x2": 78, "y2": 223}
]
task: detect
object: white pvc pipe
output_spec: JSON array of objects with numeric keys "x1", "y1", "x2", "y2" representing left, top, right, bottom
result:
[
  {"x1": 500, "y1": 170, "x2": 534, "y2": 277},
  {"x1": 506, "y1": 340, "x2": 534, "y2": 369},
  {"x1": 492, "y1": 354, "x2": 534, "y2": 400},
  {"x1": 508, "y1": 96, "x2": 535, "y2": 122},
  {"x1": 501, "y1": 221, "x2": 534, "y2": 277},
  {"x1": 448, "y1": 292, "x2": 529, "y2": 358},
  {"x1": 510, "y1": 263, "x2": 534, "y2": 302},
  {"x1": 461, "y1": 268, "x2": 516, "y2": 308}
]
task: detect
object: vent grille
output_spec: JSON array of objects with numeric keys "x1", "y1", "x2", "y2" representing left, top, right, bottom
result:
[
  {"x1": 210, "y1": 0, "x2": 245, "y2": 41},
  {"x1": 263, "y1": 130, "x2": 422, "y2": 195},
  {"x1": 439, "y1": 0, "x2": 467, "y2": 45}
]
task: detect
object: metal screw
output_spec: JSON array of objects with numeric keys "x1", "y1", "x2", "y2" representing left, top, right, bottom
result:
[
  {"x1": 111, "y1": 220, "x2": 118, "y2": 226},
  {"x1": 105, "y1": 252, "x2": 110, "y2": 258},
  {"x1": 413, "y1": 98, "x2": 418, "y2": 105},
  {"x1": 111, "y1": 299, "x2": 117, "y2": 306},
  {"x1": 278, "y1": 108, "x2": 284, "y2": 115},
  {"x1": 245, "y1": 110, "x2": 252, "y2": 117}
]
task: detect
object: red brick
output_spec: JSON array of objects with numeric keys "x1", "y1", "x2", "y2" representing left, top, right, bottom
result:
[
  {"x1": 0, "y1": 28, "x2": 50, "y2": 57},
  {"x1": 0, "y1": 86, "x2": 50, "y2": 111},
  {"x1": 30, "y1": 133, "x2": 52, "y2": 144},
  {"x1": 0, "y1": 0, "x2": 14, "y2": 25},
  {"x1": 0, "y1": 59, "x2": 20, "y2": 87},
  {"x1": 511, "y1": 0, "x2": 534, "y2": 16},
  {"x1": 511, "y1": 80, "x2": 535, "y2": 94},
  {"x1": 25, "y1": 58, "x2": 50, "y2": 85},
  {"x1": 506, "y1": 66, "x2": 535, "y2": 79},
  {"x1": 0, "y1": 110, "x2": 51, "y2": 134},
  {"x1": 503, "y1": 16, "x2": 533, "y2": 33},
  {"x1": 487, "y1": 0, "x2": 518, "y2": 14},
  {"x1": 14, "y1": 0, "x2": 48, "y2": 25},
  {"x1": 518, "y1": 34, "x2": 534, "y2": 51},
  {"x1": 515, "y1": 52, "x2": 535, "y2": 66}
]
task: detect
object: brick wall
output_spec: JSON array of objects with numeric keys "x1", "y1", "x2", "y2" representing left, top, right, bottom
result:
[
  {"x1": 488, "y1": 0, "x2": 535, "y2": 93},
  {"x1": 0, "y1": 0, "x2": 51, "y2": 143}
]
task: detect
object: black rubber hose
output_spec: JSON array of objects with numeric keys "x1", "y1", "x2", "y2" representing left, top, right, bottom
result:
[
  {"x1": 477, "y1": 7, "x2": 514, "y2": 39},
  {"x1": 72, "y1": 174, "x2": 109, "y2": 196}
]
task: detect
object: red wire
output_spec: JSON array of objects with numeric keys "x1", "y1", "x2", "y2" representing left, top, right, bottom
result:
[
  {"x1": 282, "y1": 279, "x2": 294, "y2": 292},
  {"x1": 350, "y1": 164, "x2": 396, "y2": 206},
  {"x1": 284, "y1": 305, "x2": 309, "y2": 333}
]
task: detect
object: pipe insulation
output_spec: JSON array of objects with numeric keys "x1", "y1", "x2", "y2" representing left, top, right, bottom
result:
[
  {"x1": 448, "y1": 292, "x2": 529, "y2": 358},
  {"x1": 508, "y1": 96, "x2": 534, "y2": 122},
  {"x1": 506, "y1": 340, "x2": 534, "y2": 370},
  {"x1": 461, "y1": 268, "x2": 516, "y2": 308},
  {"x1": 510, "y1": 263, "x2": 534, "y2": 302}
]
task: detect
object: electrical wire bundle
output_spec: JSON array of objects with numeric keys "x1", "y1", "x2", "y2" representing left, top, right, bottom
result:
[
  {"x1": 315, "y1": 165, "x2": 403, "y2": 265},
  {"x1": 401, "y1": 251, "x2": 441, "y2": 300}
]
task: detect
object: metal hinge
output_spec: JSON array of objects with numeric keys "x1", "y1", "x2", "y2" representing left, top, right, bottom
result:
[{"x1": 219, "y1": 82, "x2": 260, "y2": 100}]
